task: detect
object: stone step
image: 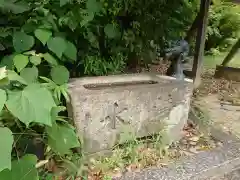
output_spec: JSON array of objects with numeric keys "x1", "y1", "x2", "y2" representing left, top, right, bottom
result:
[
  {"x1": 118, "y1": 130, "x2": 240, "y2": 180},
  {"x1": 211, "y1": 168, "x2": 240, "y2": 180}
]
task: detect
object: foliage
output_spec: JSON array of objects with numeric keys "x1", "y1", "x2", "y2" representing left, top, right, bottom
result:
[
  {"x1": 206, "y1": 0, "x2": 240, "y2": 52},
  {"x1": 0, "y1": 0, "x2": 82, "y2": 174},
  {"x1": 0, "y1": 0, "x2": 239, "y2": 178}
]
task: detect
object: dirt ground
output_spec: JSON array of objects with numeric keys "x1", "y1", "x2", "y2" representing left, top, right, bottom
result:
[{"x1": 194, "y1": 68, "x2": 240, "y2": 138}]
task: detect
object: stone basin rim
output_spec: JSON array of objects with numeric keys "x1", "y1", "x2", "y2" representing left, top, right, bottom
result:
[{"x1": 68, "y1": 73, "x2": 193, "y2": 92}]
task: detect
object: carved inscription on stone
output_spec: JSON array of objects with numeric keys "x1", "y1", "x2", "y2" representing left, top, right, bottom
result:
[{"x1": 103, "y1": 102, "x2": 129, "y2": 129}]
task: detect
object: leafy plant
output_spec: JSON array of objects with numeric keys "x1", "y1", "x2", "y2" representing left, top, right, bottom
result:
[{"x1": 0, "y1": 0, "x2": 239, "y2": 178}]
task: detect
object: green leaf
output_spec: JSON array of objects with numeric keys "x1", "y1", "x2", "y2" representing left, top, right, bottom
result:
[
  {"x1": 47, "y1": 37, "x2": 67, "y2": 59},
  {"x1": 34, "y1": 29, "x2": 52, "y2": 45},
  {"x1": 23, "y1": 50, "x2": 36, "y2": 56},
  {"x1": 0, "y1": 154, "x2": 38, "y2": 180},
  {"x1": 104, "y1": 24, "x2": 119, "y2": 39},
  {"x1": 6, "y1": 84, "x2": 56, "y2": 126},
  {"x1": 0, "y1": 127, "x2": 13, "y2": 172},
  {"x1": 30, "y1": 55, "x2": 41, "y2": 66},
  {"x1": 64, "y1": 41, "x2": 77, "y2": 61},
  {"x1": 13, "y1": 54, "x2": 29, "y2": 72},
  {"x1": 0, "y1": 54, "x2": 15, "y2": 70},
  {"x1": 43, "y1": 53, "x2": 58, "y2": 66},
  {"x1": 50, "y1": 65, "x2": 69, "y2": 85},
  {"x1": 0, "y1": 42, "x2": 5, "y2": 50},
  {"x1": 20, "y1": 67, "x2": 38, "y2": 84},
  {"x1": 0, "y1": 1, "x2": 30, "y2": 14},
  {"x1": 0, "y1": 66, "x2": 7, "y2": 80},
  {"x1": 46, "y1": 121, "x2": 80, "y2": 155},
  {"x1": 80, "y1": 12, "x2": 94, "y2": 27},
  {"x1": 0, "y1": 89, "x2": 6, "y2": 112},
  {"x1": 60, "y1": 84, "x2": 70, "y2": 102},
  {"x1": 0, "y1": 78, "x2": 9, "y2": 87},
  {"x1": 7, "y1": 70, "x2": 27, "y2": 85},
  {"x1": 60, "y1": 0, "x2": 70, "y2": 6},
  {"x1": 12, "y1": 32, "x2": 35, "y2": 53},
  {"x1": 86, "y1": 0, "x2": 102, "y2": 14}
]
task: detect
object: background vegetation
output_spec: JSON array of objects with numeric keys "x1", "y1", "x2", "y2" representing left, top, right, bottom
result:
[{"x1": 0, "y1": 0, "x2": 239, "y2": 179}]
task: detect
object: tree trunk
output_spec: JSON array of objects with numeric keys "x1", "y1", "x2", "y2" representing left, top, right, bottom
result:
[
  {"x1": 184, "y1": 12, "x2": 201, "y2": 42},
  {"x1": 221, "y1": 38, "x2": 240, "y2": 66},
  {"x1": 184, "y1": 0, "x2": 213, "y2": 43}
]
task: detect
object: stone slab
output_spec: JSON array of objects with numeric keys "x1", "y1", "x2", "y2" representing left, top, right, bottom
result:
[
  {"x1": 211, "y1": 168, "x2": 240, "y2": 180},
  {"x1": 119, "y1": 138, "x2": 240, "y2": 180},
  {"x1": 196, "y1": 95, "x2": 240, "y2": 139},
  {"x1": 67, "y1": 73, "x2": 193, "y2": 154},
  {"x1": 215, "y1": 65, "x2": 240, "y2": 82}
]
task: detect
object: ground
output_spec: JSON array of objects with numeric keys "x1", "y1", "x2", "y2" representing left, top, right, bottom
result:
[
  {"x1": 195, "y1": 51, "x2": 240, "y2": 137},
  {"x1": 43, "y1": 52, "x2": 240, "y2": 180},
  {"x1": 86, "y1": 52, "x2": 240, "y2": 180}
]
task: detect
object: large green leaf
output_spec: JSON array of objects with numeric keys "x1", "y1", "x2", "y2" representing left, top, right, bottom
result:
[
  {"x1": 60, "y1": 0, "x2": 70, "y2": 6},
  {"x1": 80, "y1": 12, "x2": 94, "y2": 27},
  {"x1": 13, "y1": 54, "x2": 29, "y2": 72},
  {"x1": 47, "y1": 37, "x2": 67, "y2": 59},
  {"x1": 29, "y1": 55, "x2": 41, "y2": 66},
  {"x1": 43, "y1": 53, "x2": 58, "y2": 66},
  {"x1": 86, "y1": 0, "x2": 102, "y2": 14},
  {"x1": 50, "y1": 65, "x2": 69, "y2": 85},
  {"x1": 34, "y1": 29, "x2": 52, "y2": 45},
  {"x1": 104, "y1": 24, "x2": 119, "y2": 39},
  {"x1": 0, "y1": 89, "x2": 6, "y2": 112},
  {"x1": 0, "y1": 1, "x2": 30, "y2": 14},
  {"x1": 20, "y1": 66, "x2": 38, "y2": 84},
  {"x1": 6, "y1": 84, "x2": 56, "y2": 126},
  {"x1": 0, "y1": 127, "x2": 13, "y2": 172},
  {"x1": 46, "y1": 121, "x2": 80, "y2": 155},
  {"x1": 64, "y1": 41, "x2": 77, "y2": 61},
  {"x1": 0, "y1": 55, "x2": 15, "y2": 70},
  {"x1": 12, "y1": 32, "x2": 35, "y2": 52},
  {"x1": 7, "y1": 70, "x2": 27, "y2": 85},
  {"x1": 0, "y1": 155, "x2": 38, "y2": 180}
]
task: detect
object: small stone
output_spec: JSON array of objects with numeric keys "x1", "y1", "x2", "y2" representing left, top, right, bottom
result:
[{"x1": 189, "y1": 136, "x2": 200, "y2": 142}]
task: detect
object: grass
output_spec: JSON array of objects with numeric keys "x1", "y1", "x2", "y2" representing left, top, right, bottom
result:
[
  {"x1": 86, "y1": 122, "x2": 221, "y2": 180},
  {"x1": 203, "y1": 50, "x2": 240, "y2": 69}
]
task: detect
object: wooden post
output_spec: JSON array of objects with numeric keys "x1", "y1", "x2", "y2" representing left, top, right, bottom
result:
[
  {"x1": 184, "y1": 1, "x2": 214, "y2": 42},
  {"x1": 192, "y1": 0, "x2": 211, "y2": 88},
  {"x1": 221, "y1": 38, "x2": 240, "y2": 67},
  {"x1": 184, "y1": 11, "x2": 201, "y2": 43}
]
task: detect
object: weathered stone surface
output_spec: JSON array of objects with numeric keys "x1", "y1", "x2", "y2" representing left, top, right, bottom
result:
[
  {"x1": 211, "y1": 168, "x2": 240, "y2": 180},
  {"x1": 67, "y1": 73, "x2": 193, "y2": 154},
  {"x1": 215, "y1": 65, "x2": 240, "y2": 82},
  {"x1": 118, "y1": 139, "x2": 240, "y2": 180}
]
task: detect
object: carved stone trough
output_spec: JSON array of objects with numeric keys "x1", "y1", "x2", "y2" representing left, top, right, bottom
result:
[{"x1": 67, "y1": 73, "x2": 193, "y2": 155}]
